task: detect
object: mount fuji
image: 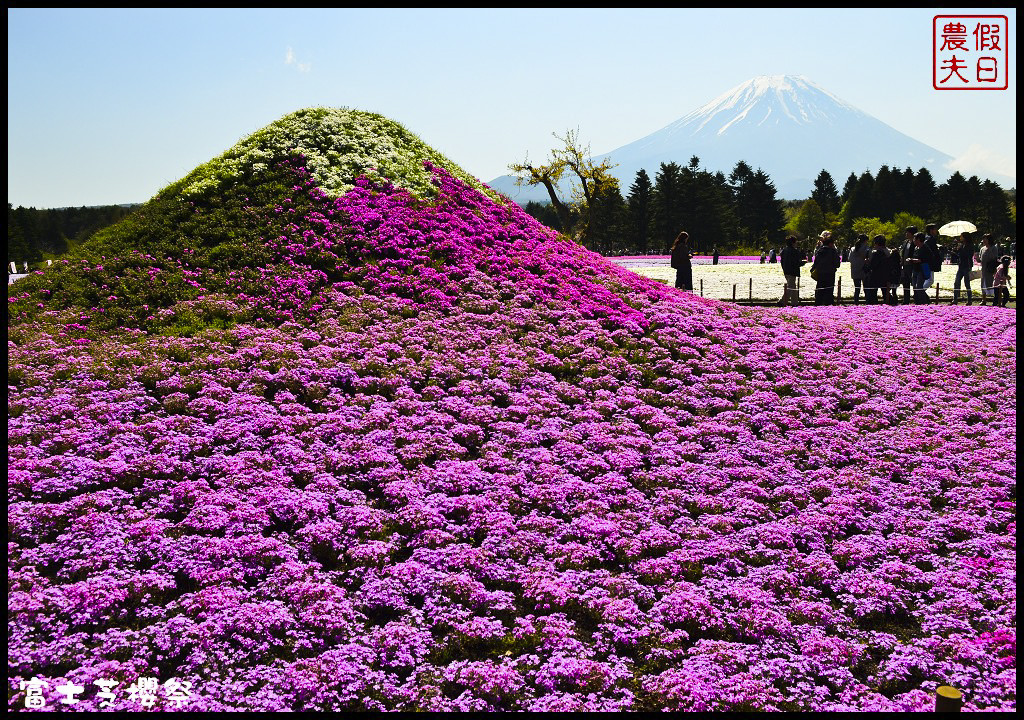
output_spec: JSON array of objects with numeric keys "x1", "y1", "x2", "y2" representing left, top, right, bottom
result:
[{"x1": 489, "y1": 75, "x2": 1004, "y2": 202}]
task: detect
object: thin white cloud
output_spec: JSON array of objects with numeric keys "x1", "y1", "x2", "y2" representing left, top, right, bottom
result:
[
  {"x1": 284, "y1": 46, "x2": 311, "y2": 73},
  {"x1": 946, "y1": 144, "x2": 1016, "y2": 182}
]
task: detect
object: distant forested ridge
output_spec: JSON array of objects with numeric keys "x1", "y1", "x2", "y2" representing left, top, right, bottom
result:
[{"x1": 7, "y1": 203, "x2": 139, "y2": 265}]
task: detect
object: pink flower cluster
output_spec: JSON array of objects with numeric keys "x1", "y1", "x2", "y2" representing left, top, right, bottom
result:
[{"x1": 7, "y1": 161, "x2": 1016, "y2": 711}]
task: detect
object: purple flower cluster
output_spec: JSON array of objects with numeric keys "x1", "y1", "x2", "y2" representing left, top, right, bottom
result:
[{"x1": 7, "y1": 161, "x2": 1016, "y2": 711}]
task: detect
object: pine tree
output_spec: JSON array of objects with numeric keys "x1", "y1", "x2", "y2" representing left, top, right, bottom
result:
[
  {"x1": 841, "y1": 172, "x2": 876, "y2": 226},
  {"x1": 873, "y1": 165, "x2": 897, "y2": 220},
  {"x1": 975, "y1": 180, "x2": 1013, "y2": 237},
  {"x1": 652, "y1": 162, "x2": 683, "y2": 252},
  {"x1": 586, "y1": 181, "x2": 627, "y2": 255},
  {"x1": 935, "y1": 171, "x2": 970, "y2": 219},
  {"x1": 730, "y1": 162, "x2": 784, "y2": 249},
  {"x1": 688, "y1": 166, "x2": 736, "y2": 254},
  {"x1": 811, "y1": 170, "x2": 840, "y2": 215},
  {"x1": 747, "y1": 169, "x2": 786, "y2": 248},
  {"x1": 728, "y1": 161, "x2": 755, "y2": 248},
  {"x1": 893, "y1": 167, "x2": 916, "y2": 217},
  {"x1": 911, "y1": 168, "x2": 937, "y2": 219},
  {"x1": 625, "y1": 169, "x2": 654, "y2": 255},
  {"x1": 841, "y1": 172, "x2": 859, "y2": 204},
  {"x1": 666, "y1": 159, "x2": 738, "y2": 255}
]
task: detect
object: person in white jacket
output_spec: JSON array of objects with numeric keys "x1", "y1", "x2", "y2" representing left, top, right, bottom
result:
[{"x1": 976, "y1": 234, "x2": 1001, "y2": 306}]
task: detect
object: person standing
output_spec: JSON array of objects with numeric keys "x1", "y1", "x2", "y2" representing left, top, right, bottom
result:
[
  {"x1": 848, "y1": 234, "x2": 870, "y2": 305},
  {"x1": 864, "y1": 235, "x2": 890, "y2": 305},
  {"x1": 925, "y1": 223, "x2": 943, "y2": 273},
  {"x1": 811, "y1": 231, "x2": 840, "y2": 305},
  {"x1": 712, "y1": 247, "x2": 720, "y2": 265},
  {"x1": 887, "y1": 241, "x2": 903, "y2": 305},
  {"x1": 976, "y1": 234, "x2": 1000, "y2": 306},
  {"x1": 777, "y1": 235, "x2": 804, "y2": 306},
  {"x1": 906, "y1": 232, "x2": 937, "y2": 304},
  {"x1": 951, "y1": 232, "x2": 976, "y2": 305},
  {"x1": 991, "y1": 255, "x2": 1013, "y2": 307},
  {"x1": 897, "y1": 226, "x2": 918, "y2": 304},
  {"x1": 670, "y1": 231, "x2": 694, "y2": 291}
]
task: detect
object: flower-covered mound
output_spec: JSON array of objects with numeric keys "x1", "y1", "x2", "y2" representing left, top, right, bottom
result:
[{"x1": 7, "y1": 110, "x2": 1017, "y2": 712}]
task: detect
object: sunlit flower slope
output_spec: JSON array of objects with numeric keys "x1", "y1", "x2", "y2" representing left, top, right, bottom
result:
[{"x1": 7, "y1": 108, "x2": 1016, "y2": 712}]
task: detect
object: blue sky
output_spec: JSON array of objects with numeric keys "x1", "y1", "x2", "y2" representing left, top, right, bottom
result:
[{"x1": 7, "y1": 8, "x2": 1017, "y2": 208}]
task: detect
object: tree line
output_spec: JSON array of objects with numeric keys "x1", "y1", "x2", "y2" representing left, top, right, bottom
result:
[
  {"x1": 7, "y1": 154, "x2": 1016, "y2": 267},
  {"x1": 515, "y1": 146, "x2": 786, "y2": 256},
  {"x1": 790, "y1": 167, "x2": 1014, "y2": 250},
  {"x1": 513, "y1": 133, "x2": 1016, "y2": 256},
  {"x1": 8, "y1": 203, "x2": 139, "y2": 266}
]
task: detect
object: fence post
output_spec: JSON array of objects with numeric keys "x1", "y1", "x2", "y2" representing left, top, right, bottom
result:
[
  {"x1": 935, "y1": 282, "x2": 940, "y2": 302},
  {"x1": 837, "y1": 277, "x2": 842, "y2": 305},
  {"x1": 749, "y1": 278, "x2": 753, "y2": 304},
  {"x1": 700, "y1": 278, "x2": 704, "y2": 297},
  {"x1": 935, "y1": 685, "x2": 962, "y2": 712},
  {"x1": 732, "y1": 284, "x2": 736, "y2": 302}
]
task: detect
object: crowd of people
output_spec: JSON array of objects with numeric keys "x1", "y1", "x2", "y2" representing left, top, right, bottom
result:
[
  {"x1": 797, "y1": 225, "x2": 1014, "y2": 307},
  {"x1": 670, "y1": 227, "x2": 1014, "y2": 308}
]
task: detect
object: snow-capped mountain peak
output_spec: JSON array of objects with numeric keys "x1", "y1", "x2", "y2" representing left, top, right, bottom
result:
[
  {"x1": 673, "y1": 75, "x2": 866, "y2": 138},
  {"x1": 489, "y1": 75, "x2": 1012, "y2": 201}
]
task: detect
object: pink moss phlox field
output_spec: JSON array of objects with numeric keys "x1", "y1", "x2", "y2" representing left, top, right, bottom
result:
[{"x1": 7, "y1": 159, "x2": 1016, "y2": 711}]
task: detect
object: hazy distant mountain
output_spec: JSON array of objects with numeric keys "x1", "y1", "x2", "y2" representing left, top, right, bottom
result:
[{"x1": 489, "y1": 75, "x2": 1013, "y2": 202}]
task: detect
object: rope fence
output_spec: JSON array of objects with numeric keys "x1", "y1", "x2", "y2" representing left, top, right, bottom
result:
[
  {"x1": 624, "y1": 255, "x2": 1016, "y2": 306},
  {"x1": 673, "y1": 275, "x2": 1014, "y2": 305}
]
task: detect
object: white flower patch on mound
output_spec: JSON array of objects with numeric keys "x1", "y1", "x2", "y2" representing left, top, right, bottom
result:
[{"x1": 180, "y1": 107, "x2": 498, "y2": 201}]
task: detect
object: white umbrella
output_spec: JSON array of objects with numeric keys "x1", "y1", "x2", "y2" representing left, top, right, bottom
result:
[{"x1": 938, "y1": 220, "x2": 977, "y2": 237}]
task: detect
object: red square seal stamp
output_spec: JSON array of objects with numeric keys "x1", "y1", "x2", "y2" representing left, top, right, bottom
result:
[{"x1": 934, "y1": 15, "x2": 1009, "y2": 90}]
